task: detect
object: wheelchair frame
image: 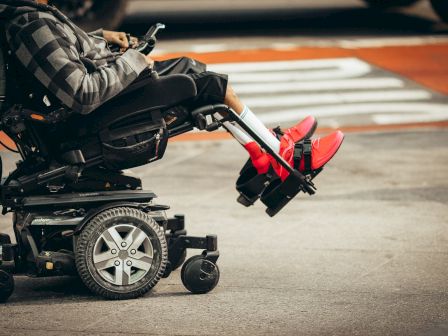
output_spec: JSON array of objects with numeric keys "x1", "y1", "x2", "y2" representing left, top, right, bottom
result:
[{"x1": 0, "y1": 20, "x2": 317, "y2": 301}]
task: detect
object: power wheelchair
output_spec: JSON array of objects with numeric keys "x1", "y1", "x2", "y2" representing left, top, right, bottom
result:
[{"x1": 0, "y1": 24, "x2": 318, "y2": 302}]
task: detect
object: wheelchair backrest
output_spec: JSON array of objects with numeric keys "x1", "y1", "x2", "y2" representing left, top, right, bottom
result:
[
  {"x1": 0, "y1": 46, "x2": 6, "y2": 113},
  {"x1": 0, "y1": 23, "x2": 9, "y2": 114}
]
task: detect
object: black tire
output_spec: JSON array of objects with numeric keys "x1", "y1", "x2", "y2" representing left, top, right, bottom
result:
[
  {"x1": 431, "y1": 0, "x2": 448, "y2": 23},
  {"x1": 54, "y1": 0, "x2": 128, "y2": 31},
  {"x1": 75, "y1": 207, "x2": 168, "y2": 300},
  {"x1": 0, "y1": 270, "x2": 14, "y2": 303},
  {"x1": 362, "y1": 0, "x2": 420, "y2": 8},
  {"x1": 181, "y1": 256, "x2": 220, "y2": 294}
]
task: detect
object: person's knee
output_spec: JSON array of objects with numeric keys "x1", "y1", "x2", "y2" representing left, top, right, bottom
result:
[
  {"x1": 180, "y1": 56, "x2": 192, "y2": 63},
  {"x1": 225, "y1": 85, "x2": 238, "y2": 101},
  {"x1": 224, "y1": 84, "x2": 244, "y2": 113}
]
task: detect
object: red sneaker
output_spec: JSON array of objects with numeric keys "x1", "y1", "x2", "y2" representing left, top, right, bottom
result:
[
  {"x1": 272, "y1": 131, "x2": 345, "y2": 181},
  {"x1": 244, "y1": 116, "x2": 317, "y2": 174},
  {"x1": 280, "y1": 115, "x2": 318, "y2": 143},
  {"x1": 244, "y1": 141, "x2": 271, "y2": 174}
]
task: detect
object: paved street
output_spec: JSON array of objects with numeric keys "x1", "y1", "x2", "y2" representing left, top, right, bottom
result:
[
  {"x1": 0, "y1": 0, "x2": 447, "y2": 335},
  {"x1": 0, "y1": 129, "x2": 447, "y2": 335}
]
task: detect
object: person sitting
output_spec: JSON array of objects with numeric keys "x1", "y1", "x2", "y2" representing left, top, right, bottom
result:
[{"x1": 0, "y1": 0, "x2": 344, "y2": 181}]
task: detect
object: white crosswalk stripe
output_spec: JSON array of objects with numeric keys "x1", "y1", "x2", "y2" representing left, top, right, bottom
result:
[
  {"x1": 209, "y1": 58, "x2": 448, "y2": 127},
  {"x1": 232, "y1": 78, "x2": 404, "y2": 94}
]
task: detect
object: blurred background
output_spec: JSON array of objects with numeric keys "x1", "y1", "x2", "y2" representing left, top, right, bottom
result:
[
  {"x1": 52, "y1": 0, "x2": 448, "y2": 129},
  {"x1": 55, "y1": 0, "x2": 448, "y2": 33},
  {"x1": 1, "y1": 1, "x2": 447, "y2": 336}
]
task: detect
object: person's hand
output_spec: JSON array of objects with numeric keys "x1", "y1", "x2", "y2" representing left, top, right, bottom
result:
[
  {"x1": 103, "y1": 30, "x2": 129, "y2": 50},
  {"x1": 145, "y1": 54, "x2": 154, "y2": 68},
  {"x1": 129, "y1": 36, "x2": 139, "y2": 48}
]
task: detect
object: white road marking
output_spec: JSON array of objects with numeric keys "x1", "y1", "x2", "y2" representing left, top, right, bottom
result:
[
  {"x1": 233, "y1": 78, "x2": 404, "y2": 94},
  {"x1": 211, "y1": 57, "x2": 370, "y2": 75},
  {"x1": 258, "y1": 103, "x2": 448, "y2": 124},
  {"x1": 210, "y1": 57, "x2": 447, "y2": 125},
  {"x1": 157, "y1": 37, "x2": 448, "y2": 54},
  {"x1": 243, "y1": 90, "x2": 432, "y2": 108},
  {"x1": 190, "y1": 44, "x2": 229, "y2": 53},
  {"x1": 338, "y1": 37, "x2": 448, "y2": 49},
  {"x1": 373, "y1": 113, "x2": 448, "y2": 124},
  {"x1": 219, "y1": 59, "x2": 372, "y2": 82}
]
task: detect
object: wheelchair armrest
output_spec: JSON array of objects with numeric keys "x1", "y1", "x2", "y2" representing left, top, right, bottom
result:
[{"x1": 190, "y1": 104, "x2": 232, "y2": 130}]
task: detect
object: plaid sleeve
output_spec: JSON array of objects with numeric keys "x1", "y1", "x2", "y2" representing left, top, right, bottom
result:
[
  {"x1": 89, "y1": 28, "x2": 104, "y2": 37},
  {"x1": 8, "y1": 18, "x2": 148, "y2": 114}
]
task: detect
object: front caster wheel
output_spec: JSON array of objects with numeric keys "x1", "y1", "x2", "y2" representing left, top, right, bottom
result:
[
  {"x1": 181, "y1": 256, "x2": 220, "y2": 294},
  {"x1": 0, "y1": 270, "x2": 14, "y2": 303},
  {"x1": 75, "y1": 207, "x2": 168, "y2": 300}
]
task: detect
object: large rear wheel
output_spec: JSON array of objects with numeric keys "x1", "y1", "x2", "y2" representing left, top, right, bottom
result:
[{"x1": 75, "y1": 207, "x2": 168, "y2": 300}]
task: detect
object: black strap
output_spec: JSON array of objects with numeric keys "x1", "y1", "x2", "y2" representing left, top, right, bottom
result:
[
  {"x1": 272, "y1": 126, "x2": 284, "y2": 140},
  {"x1": 293, "y1": 138, "x2": 312, "y2": 173}
]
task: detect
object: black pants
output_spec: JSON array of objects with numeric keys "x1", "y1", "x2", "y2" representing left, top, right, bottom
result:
[
  {"x1": 153, "y1": 57, "x2": 229, "y2": 106},
  {"x1": 111, "y1": 57, "x2": 228, "y2": 127}
]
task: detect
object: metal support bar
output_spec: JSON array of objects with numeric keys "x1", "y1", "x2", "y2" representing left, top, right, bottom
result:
[
  {"x1": 170, "y1": 234, "x2": 218, "y2": 252},
  {"x1": 166, "y1": 214, "x2": 185, "y2": 232}
]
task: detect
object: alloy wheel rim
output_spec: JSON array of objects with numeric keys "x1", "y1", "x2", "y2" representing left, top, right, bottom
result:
[{"x1": 93, "y1": 224, "x2": 154, "y2": 286}]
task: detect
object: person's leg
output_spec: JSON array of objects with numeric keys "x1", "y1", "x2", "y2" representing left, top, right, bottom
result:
[
  {"x1": 155, "y1": 60, "x2": 343, "y2": 176},
  {"x1": 223, "y1": 85, "x2": 280, "y2": 152},
  {"x1": 222, "y1": 83, "x2": 344, "y2": 179},
  {"x1": 153, "y1": 59, "x2": 279, "y2": 152}
]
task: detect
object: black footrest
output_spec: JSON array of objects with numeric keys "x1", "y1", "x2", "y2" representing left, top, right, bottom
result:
[
  {"x1": 235, "y1": 159, "x2": 270, "y2": 207},
  {"x1": 235, "y1": 157, "x2": 321, "y2": 216},
  {"x1": 261, "y1": 170, "x2": 316, "y2": 217}
]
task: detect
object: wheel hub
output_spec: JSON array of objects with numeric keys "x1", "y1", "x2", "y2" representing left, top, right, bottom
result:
[
  {"x1": 93, "y1": 224, "x2": 154, "y2": 286},
  {"x1": 118, "y1": 250, "x2": 128, "y2": 260}
]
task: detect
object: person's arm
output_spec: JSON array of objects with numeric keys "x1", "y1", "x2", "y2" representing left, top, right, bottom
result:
[
  {"x1": 9, "y1": 19, "x2": 149, "y2": 114},
  {"x1": 89, "y1": 28, "x2": 104, "y2": 38}
]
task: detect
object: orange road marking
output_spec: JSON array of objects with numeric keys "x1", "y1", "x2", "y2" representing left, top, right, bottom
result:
[
  {"x1": 156, "y1": 44, "x2": 448, "y2": 95},
  {"x1": 169, "y1": 121, "x2": 448, "y2": 142}
]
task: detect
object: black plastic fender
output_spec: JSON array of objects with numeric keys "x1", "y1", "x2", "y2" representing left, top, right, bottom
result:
[{"x1": 73, "y1": 201, "x2": 169, "y2": 235}]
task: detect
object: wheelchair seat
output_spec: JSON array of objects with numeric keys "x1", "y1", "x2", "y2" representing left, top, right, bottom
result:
[{"x1": 0, "y1": 31, "x2": 199, "y2": 196}]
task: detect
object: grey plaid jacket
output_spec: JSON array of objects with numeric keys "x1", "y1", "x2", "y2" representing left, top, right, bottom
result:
[{"x1": 0, "y1": 1, "x2": 148, "y2": 114}]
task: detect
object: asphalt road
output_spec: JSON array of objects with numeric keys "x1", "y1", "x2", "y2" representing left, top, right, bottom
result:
[
  {"x1": 0, "y1": 129, "x2": 447, "y2": 336},
  {"x1": 0, "y1": 1, "x2": 447, "y2": 335}
]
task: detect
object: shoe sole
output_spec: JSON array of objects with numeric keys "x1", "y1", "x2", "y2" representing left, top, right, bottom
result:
[
  {"x1": 314, "y1": 132, "x2": 345, "y2": 172},
  {"x1": 305, "y1": 119, "x2": 318, "y2": 140}
]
